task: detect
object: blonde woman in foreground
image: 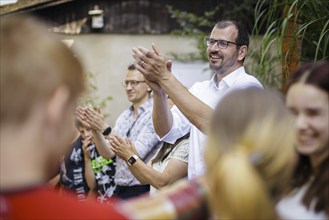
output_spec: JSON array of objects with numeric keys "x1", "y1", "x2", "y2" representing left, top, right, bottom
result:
[{"x1": 205, "y1": 87, "x2": 296, "y2": 219}]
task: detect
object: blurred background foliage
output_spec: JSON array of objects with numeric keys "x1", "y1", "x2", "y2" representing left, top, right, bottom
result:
[{"x1": 253, "y1": 0, "x2": 329, "y2": 89}]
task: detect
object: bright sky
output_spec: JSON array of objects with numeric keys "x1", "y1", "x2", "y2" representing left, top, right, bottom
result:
[{"x1": 0, "y1": 0, "x2": 18, "y2": 6}]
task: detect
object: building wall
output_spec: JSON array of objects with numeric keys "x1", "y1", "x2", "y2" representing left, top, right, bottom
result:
[{"x1": 58, "y1": 34, "x2": 210, "y2": 126}]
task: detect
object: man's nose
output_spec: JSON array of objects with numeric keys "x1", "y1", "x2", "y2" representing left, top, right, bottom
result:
[{"x1": 126, "y1": 82, "x2": 133, "y2": 90}]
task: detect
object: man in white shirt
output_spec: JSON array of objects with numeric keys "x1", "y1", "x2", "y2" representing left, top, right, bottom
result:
[{"x1": 132, "y1": 20, "x2": 262, "y2": 179}]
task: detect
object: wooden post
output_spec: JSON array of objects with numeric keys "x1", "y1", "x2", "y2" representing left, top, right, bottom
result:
[{"x1": 282, "y1": 3, "x2": 301, "y2": 90}]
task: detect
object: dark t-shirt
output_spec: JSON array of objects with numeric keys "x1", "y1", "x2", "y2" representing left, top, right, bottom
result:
[
  {"x1": 60, "y1": 137, "x2": 116, "y2": 202},
  {"x1": 89, "y1": 144, "x2": 116, "y2": 203},
  {"x1": 60, "y1": 136, "x2": 89, "y2": 201}
]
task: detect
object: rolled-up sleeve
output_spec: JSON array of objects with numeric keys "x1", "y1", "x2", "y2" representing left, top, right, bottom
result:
[
  {"x1": 158, "y1": 82, "x2": 206, "y2": 144},
  {"x1": 159, "y1": 105, "x2": 191, "y2": 144}
]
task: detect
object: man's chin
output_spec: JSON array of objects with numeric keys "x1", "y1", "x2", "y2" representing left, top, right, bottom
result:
[
  {"x1": 209, "y1": 64, "x2": 217, "y2": 71},
  {"x1": 210, "y1": 65, "x2": 223, "y2": 74}
]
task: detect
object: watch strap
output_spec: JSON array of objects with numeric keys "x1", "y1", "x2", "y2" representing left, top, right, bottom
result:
[{"x1": 102, "y1": 126, "x2": 112, "y2": 136}]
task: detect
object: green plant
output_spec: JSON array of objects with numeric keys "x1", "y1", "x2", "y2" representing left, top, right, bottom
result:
[{"x1": 252, "y1": 0, "x2": 329, "y2": 89}]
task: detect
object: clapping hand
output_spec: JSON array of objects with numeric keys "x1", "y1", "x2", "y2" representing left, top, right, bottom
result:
[
  {"x1": 75, "y1": 106, "x2": 91, "y2": 128},
  {"x1": 75, "y1": 105, "x2": 108, "y2": 133},
  {"x1": 109, "y1": 135, "x2": 138, "y2": 161},
  {"x1": 132, "y1": 44, "x2": 171, "y2": 83}
]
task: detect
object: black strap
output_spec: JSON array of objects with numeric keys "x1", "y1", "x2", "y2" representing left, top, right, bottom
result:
[{"x1": 102, "y1": 126, "x2": 112, "y2": 136}]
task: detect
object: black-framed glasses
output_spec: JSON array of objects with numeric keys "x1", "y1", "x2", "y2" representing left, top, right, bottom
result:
[
  {"x1": 122, "y1": 80, "x2": 146, "y2": 87},
  {"x1": 205, "y1": 37, "x2": 241, "y2": 49}
]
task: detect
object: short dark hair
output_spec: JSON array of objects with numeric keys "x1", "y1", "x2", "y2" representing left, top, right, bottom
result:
[
  {"x1": 215, "y1": 20, "x2": 249, "y2": 48},
  {"x1": 128, "y1": 63, "x2": 136, "y2": 70}
]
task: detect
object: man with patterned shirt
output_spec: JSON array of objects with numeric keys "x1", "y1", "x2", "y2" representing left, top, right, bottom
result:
[{"x1": 76, "y1": 64, "x2": 160, "y2": 199}]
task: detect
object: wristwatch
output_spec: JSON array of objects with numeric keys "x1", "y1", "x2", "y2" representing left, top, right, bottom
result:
[
  {"x1": 127, "y1": 155, "x2": 139, "y2": 166},
  {"x1": 102, "y1": 126, "x2": 112, "y2": 136}
]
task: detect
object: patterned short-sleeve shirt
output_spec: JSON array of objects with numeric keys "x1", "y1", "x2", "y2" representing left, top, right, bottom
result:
[{"x1": 113, "y1": 99, "x2": 160, "y2": 186}]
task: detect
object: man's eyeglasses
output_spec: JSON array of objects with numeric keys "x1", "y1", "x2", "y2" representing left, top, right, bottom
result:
[
  {"x1": 122, "y1": 80, "x2": 146, "y2": 87},
  {"x1": 205, "y1": 37, "x2": 241, "y2": 49}
]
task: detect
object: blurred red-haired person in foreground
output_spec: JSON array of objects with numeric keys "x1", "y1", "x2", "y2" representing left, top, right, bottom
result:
[
  {"x1": 277, "y1": 62, "x2": 329, "y2": 219},
  {"x1": 0, "y1": 15, "x2": 126, "y2": 219}
]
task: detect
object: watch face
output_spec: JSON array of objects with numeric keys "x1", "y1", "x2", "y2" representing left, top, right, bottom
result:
[{"x1": 128, "y1": 156, "x2": 136, "y2": 165}]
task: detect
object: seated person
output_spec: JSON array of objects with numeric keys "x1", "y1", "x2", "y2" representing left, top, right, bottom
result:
[
  {"x1": 110, "y1": 133, "x2": 189, "y2": 194},
  {"x1": 79, "y1": 120, "x2": 116, "y2": 203},
  {"x1": 60, "y1": 125, "x2": 89, "y2": 201},
  {"x1": 60, "y1": 118, "x2": 114, "y2": 201}
]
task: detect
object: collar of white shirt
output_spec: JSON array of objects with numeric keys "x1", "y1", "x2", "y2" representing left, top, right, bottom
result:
[{"x1": 210, "y1": 66, "x2": 246, "y2": 89}]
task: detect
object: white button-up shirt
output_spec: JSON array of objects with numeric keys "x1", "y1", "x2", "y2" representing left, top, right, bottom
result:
[{"x1": 160, "y1": 66, "x2": 263, "y2": 179}]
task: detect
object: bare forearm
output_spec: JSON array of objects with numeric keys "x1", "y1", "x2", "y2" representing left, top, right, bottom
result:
[
  {"x1": 92, "y1": 131, "x2": 115, "y2": 159},
  {"x1": 152, "y1": 90, "x2": 173, "y2": 138},
  {"x1": 84, "y1": 159, "x2": 96, "y2": 190},
  {"x1": 159, "y1": 74, "x2": 212, "y2": 134},
  {"x1": 129, "y1": 160, "x2": 169, "y2": 189}
]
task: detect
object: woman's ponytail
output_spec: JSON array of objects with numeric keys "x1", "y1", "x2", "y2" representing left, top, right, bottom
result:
[{"x1": 207, "y1": 148, "x2": 277, "y2": 219}]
